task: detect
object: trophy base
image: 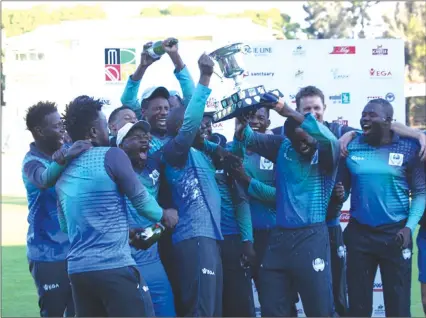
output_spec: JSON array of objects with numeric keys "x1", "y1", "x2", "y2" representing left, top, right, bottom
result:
[{"x1": 212, "y1": 87, "x2": 284, "y2": 123}]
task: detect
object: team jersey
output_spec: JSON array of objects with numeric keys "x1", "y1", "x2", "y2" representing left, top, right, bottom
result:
[
  {"x1": 126, "y1": 152, "x2": 162, "y2": 266},
  {"x1": 342, "y1": 133, "x2": 425, "y2": 232},
  {"x1": 56, "y1": 147, "x2": 163, "y2": 274},
  {"x1": 162, "y1": 83, "x2": 223, "y2": 244},
  {"x1": 235, "y1": 114, "x2": 340, "y2": 228},
  {"x1": 22, "y1": 143, "x2": 69, "y2": 262}
]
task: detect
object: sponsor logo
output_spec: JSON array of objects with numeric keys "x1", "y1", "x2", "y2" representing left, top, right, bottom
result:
[
  {"x1": 294, "y1": 69, "x2": 304, "y2": 79},
  {"x1": 149, "y1": 169, "x2": 159, "y2": 185},
  {"x1": 402, "y1": 248, "x2": 412, "y2": 260},
  {"x1": 312, "y1": 258, "x2": 325, "y2": 272},
  {"x1": 372, "y1": 45, "x2": 388, "y2": 55},
  {"x1": 332, "y1": 117, "x2": 348, "y2": 126},
  {"x1": 337, "y1": 245, "x2": 346, "y2": 258},
  {"x1": 293, "y1": 45, "x2": 306, "y2": 56},
  {"x1": 242, "y1": 71, "x2": 274, "y2": 78},
  {"x1": 331, "y1": 68, "x2": 350, "y2": 80},
  {"x1": 330, "y1": 46, "x2": 356, "y2": 54},
  {"x1": 367, "y1": 95, "x2": 383, "y2": 100},
  {"x1": 351, "y1": 155, "x2": 365, "y2": 161},
  {"x1": 385, "y1": 92, "x2": 395, "y2": 102},
  {"x1": 104, "y1": 48, "x2": 137, "y2": 82},
  {"x1": 43, "y1": 284, "x2": 60, "y2": 291},
  {"x1": 389, "y1": 153, "x2": 404, "y2": 167},
  {"x1": 260, "y1": 157, "x2": 274, "y2": 170},
  {"x1": 370, "y1": 68, "x2": 392, "y2": 78},
  {"x1": 243, "y1": 45, "x2": 272, "y2": 56},
  {"x1": 202, "y1": 268, "x2": 215, "y2": 276},
  {"x1": 289, "y1": 94, "x2": 296, "y2": 104},
  {"x1": 374, "y1": 304, "x2": 386, "y2": 316},
  {"x1": 329, "y1": 93, "x2": 350, "y2": 104},
  {"x1": 373, "y1": 282, "x2": 383, "y2": 291},
  {"x1": 340, "y1": 211, "x2": 350, "y2": 223}
]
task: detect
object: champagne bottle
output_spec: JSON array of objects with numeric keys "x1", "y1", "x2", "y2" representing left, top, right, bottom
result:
[
  {"x1": 146, "y1": 39, "x2": 179, "y2": 60},
  {"x1": 133, "y1": 223, "x2": 165, "y2": 250}
]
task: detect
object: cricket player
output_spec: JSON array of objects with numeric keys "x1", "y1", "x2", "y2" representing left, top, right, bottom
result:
[
  {"x1": 22, "y1": 101, "x2": 91, "y2": 317},
  {"x1": 203, "y1": 134, "x2": 256, "y2": 317},
  {"x1": 341, "y1": 99, "x2": 426, "y2": 317},
  {"x1": 56, "y1": 95, "x2": 178, "y2": 317},
  {"x1": 161, "y1": 53, "x2": 224, "y2": 317},
  {"x1": 234, "y1": 97, "x2": 340, "y2": 317},
  {"x1": 107, "y1": 106, "x2": 137, "y2": 146},
  {"x1": 120, "y1": 38, "x2": 195, "y2": 154},
  {"x1": 116, "y1": 120, "x2": 176, "y2": 317}
]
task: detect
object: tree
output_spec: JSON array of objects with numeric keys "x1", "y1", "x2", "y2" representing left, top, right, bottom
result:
[
  {"x1": 382, "y1": 1, "x2": 426, "y2": 82},
  {"x1": 220, "y1": 8, "x2": 301, "y2": 39},
  {"x1": 303, "y1": 1, "x2": 378, "y2": 39}
]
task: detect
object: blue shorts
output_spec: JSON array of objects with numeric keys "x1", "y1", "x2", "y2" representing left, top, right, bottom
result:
[
  {"x1": 136, "y1": 260, "x2": 176, "y2": 317},
  {"x1": 417, "y1": 228, "x2": 426, "y2": 283}
]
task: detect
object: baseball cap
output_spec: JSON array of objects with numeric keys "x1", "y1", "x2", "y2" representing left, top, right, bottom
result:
[
  {"x1": 116, "y1": 120, "x2": 151, "y2": 146},
  {"x1": 169, "y1": 90, "x2": 181, "y2": 98},
  {"x1": 141, "y1": 86, "x2": 170, "y2": 102}
]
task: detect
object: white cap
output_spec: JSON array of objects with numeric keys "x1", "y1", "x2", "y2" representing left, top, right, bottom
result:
[
  {"x1": 116, "y1": 121, "x2": 151, "y2": 146},
  {"x1": 141, "y1": 86, "x2": 170, "y2": 101}
]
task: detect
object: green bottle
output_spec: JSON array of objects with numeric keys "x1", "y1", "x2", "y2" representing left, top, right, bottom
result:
[
  {"x1": 146, "y1": 39, "x2": 179, "y2": 59},
  {"x1": 134, "y1": 223, "x2": 166, "y2": 250}
]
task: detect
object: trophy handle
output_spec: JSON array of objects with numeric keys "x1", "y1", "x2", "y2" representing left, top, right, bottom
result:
[{"x1": 213, "y1": 71, "x2": 224, "y2": 83}]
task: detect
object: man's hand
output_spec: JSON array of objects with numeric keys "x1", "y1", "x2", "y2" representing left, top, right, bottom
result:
[
  {"x1": 339, "y1": 131, "x2": 357, "y2": 158},
  {"x1": 53, "y1": 140, "x2": 92, "y2": 165},
  {"x1": 241, "y1": 241, "x2": 257, "y2": 268},
  {"x1": 198, "y1": 53, "x2": 214, "y2": 77},
  {"x1": 395, "y1": 227, "x2": 412, "y2": 249},
  {"x1": 331, "y1": 182, "x2": 345, "y2": 203},
  {"x1": 163, "y1": 37, "x2": 179, "y2": 54},
  {"x1": 225, "y1": 156, "x2": 252, "y2": 188},
  {"x1": 161, "y1": 208, "x2": 179, "y2": 228},
  {"x1": 141, "y1": 42, "x2": 159, "y2": 67},
  {"x1": 235, "y1": 116, "x2": 249, "y2": 141},
  {"x1": 129, "y1": 227, "x2": 148, "y2": 250},
  {"x1": 273, "y1": 98, "x2": 295, "y2": 117}
]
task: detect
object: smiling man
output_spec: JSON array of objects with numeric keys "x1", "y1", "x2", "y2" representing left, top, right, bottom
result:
[
  {"x1": 108, "y1": 106, "x2": 137, "y2": 146},
  {"x1": 234, "y1": 97, "x2": 340, "y2": 317},
  {"x1": 117, "y1": 121, "x2": 176, "y2": 317},
  {"x1": 341, "y1": 98, "x2": 426, "y2": 317}
]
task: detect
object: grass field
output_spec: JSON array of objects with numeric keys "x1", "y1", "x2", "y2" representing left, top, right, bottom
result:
[{"x1": 1, "y1": 198, "x2": 424, "y2": 317}]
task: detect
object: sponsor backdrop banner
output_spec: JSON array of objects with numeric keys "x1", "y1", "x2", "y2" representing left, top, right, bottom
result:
[{"x1": 99, "y1": 40, "x2": 403, "y2": 317}]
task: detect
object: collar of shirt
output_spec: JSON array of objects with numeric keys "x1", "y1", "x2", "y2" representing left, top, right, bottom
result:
[
  {"x1": 358, "y1": 132, "x2": 400, "y2": 145},
  {"x1": 29, "y1": 142, "x2": 53, "y2": 161}
]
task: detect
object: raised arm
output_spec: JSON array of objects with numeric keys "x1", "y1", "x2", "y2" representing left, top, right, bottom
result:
[
  {"x1": 120, "y1": 42, "x2": 159, "y2": 119},
  {"x1": 162, "y1": 38, "x2": 196, "y2": 106},
  {"x1": 234, "y1": 117, "x2": 285, "y2": 163},
  {"x1": 163, "y1": 54, "x2": 214, "y2": 167},
  {"x1": 391, "y1": 122, "x2": 426, "y2": 161}
]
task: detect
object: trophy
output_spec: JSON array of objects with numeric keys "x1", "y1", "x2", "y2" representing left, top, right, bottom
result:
[{"x1": 208, "y1": 43, "x2": 283, "y2": 123}]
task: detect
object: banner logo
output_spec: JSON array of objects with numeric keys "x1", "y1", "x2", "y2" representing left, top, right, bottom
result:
[
  {"x1": 329, "y1": 93, "x2": 350, "y2": 104},
  {"x1": 331, "y1": 68, "x2": 350, "y2": 80},
  {"x1": 372, "y1": 45, "x2": 388, "y2": 55},
  {"x1": 370, "y1": 68, "x2": 392, "y2": 78},
  {"x1": 385, "y1": 92, "x2": 395, "y2": 102},
  {"x1": 292, "y1": 45, "x2": 306, "y2": 56},
  {"x1": 104, "y1": 48, "x2": 137, "y2": 82},
  {"x1": 333, "y1": 117, "x2": 348, "y2": 126},
  {"x1": 330, "y1": 46, "x2": 356, "y2": 54},
  {"x1": 243, "y1": 71, "x2": 274, "y2": 78},
  {"x1": 243, "y1": 45, "x2": 272, "y2": 56}
]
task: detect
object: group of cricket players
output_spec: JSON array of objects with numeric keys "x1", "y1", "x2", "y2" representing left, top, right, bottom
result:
[{"x1": 21, "y1": 38, "x2": 426, "y2": 317}]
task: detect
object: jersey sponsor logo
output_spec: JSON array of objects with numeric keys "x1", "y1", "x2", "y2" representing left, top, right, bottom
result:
[
  {"x1": 374, "y1": 304, "x2": 386, "y2": 316},
  {"x1": 402, "y1": 248, "x2": 412, "y2": 260},
  {"x1": 310, "y1": 150, "x2": 319, "y2": 165},
  {"x1": 215, "y1": 169, "x2": 224, "y2": 174},
  {"x1": 373, "y1": 282, "x2": 383, "y2": 292},
  {"x1": 260, "y1": 157, "x2": 274, "y2": 170},
  {"x1": 312, "y1": 258, "x2": 325, "y2": 272},
  {"x1": 337, "y1": 245, "x2": 346, "y2": 258},
  {"x1": 43, "y1": 283, "x2": 59, "y2": 291},
  {"x1": 149, "y1": 169, "x2": 160, "y2": 185},
  {"x1": 351, "y1": 155, "x2": 365, "y2": 161},
  {"x1": 388, "y1": 153, "x2": 404, "y2": 166},
  {"x1": 201, "y1": 267, "x2": 215, "y2": 276},
  {"x1": 330, "y1": 46, "x2": 356, "y2": 54}
]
